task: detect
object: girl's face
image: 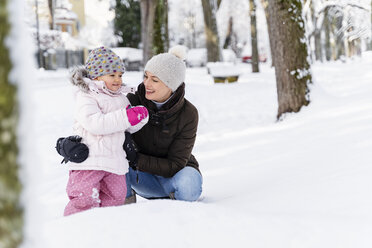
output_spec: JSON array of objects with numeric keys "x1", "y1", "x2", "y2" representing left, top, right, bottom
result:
[
  {"x1": 96, "y1": 71, "x2": 123, "y2": 92},
  {"x1": 143, "y1": 71, "x2": 172, "y2": 102}
]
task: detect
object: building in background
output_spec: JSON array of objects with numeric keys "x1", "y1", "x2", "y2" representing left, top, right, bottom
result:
[
  {"x1": 26, "y1": 0, "x2": 88, "y2": 69},
  {"x1": 54, "y1": 0, "x2": 86, "y2": 37},
  {"x1": 70, "y1": 0, "x2": 86, "y2": 35}
]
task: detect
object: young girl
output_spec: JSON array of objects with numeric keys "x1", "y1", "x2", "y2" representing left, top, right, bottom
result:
[{"x1": 64, "y1": 46, "x2": 148, "y2": 216}]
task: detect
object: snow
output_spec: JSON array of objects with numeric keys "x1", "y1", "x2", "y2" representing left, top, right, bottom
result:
[
  {"x1": 168, "y1": 0, "x2": 205, "y2": 47},
  {"x1": 54, "y1": 8, "x2": 78, "y2": 21},
  {"x1": 78, "y1": 0, "x2": 117, "y2": 47},
  {"x1": 6, "y1": 0, "x2": 372, "y2": 246},
  {"x1": 12, "y1": 48, "x2": 372, "y2": 247},
  {"x1": 186, "y1": 48, "x2": 207, "y2": 67},
  {"x1": 206, "y1": 62, "x2": 241, "y2": 77},
  {"x1": 186, "y1": 48, "x2": 238, "y2": 67},
  {"x1": 216, "y1": 0, "x2": 270, "y2": 58},
  {"x1": 111, "y1": 47, "x2": 143, "y2": 62}
]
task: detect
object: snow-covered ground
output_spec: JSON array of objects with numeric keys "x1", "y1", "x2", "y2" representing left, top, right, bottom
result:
[{"x1": 23, "y1": 54, "x2": 372, "y2": 248}]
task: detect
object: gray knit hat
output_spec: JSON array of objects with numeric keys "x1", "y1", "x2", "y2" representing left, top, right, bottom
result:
[
  {"x1": 144, "y1": 45, "x2": 187, "y2": 92},
  {"x1": 85, "y1": 46, "x2": 125, "y2": 79}
]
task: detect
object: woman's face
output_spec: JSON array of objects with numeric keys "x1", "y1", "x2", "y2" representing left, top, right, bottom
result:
[
  {"x1": 96, "y1": 71, "x2": 123, "y2": 92},
  {"x1": 143, "y1": 71, "x2": 172, "y2": 102}
]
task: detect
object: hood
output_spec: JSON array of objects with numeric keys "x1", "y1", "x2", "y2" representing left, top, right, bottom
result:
[{"x1": 70, "y1": 66, "x2": 91, "y2": 92}]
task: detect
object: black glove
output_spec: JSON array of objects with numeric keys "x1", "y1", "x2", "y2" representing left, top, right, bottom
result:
[
  {"x1": 123, "y1": 132, "x2": 138, "y2": 170},
  {"x1": 56, "y1": 135, "x2": 89, "y2": 164}
]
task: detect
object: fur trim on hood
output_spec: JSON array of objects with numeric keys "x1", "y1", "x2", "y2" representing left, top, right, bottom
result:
[{"x1": 70, "y1": 66, "x2": 91, "y2": 92}]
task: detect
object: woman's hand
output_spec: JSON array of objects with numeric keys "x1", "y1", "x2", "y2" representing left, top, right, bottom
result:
[
  {"x1": 123, "y1": 132, "x2": 138, "y2": 170},
  {"x1": 126, "y1": 105, "x2": 148, "y2": 126}
]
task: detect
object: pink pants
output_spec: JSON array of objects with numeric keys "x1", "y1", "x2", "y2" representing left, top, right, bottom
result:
[{"x1": 64, "y1": 170, "x2": 127, "y2": 216}]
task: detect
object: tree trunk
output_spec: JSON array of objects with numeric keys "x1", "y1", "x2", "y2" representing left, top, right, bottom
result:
[
  {"x1": 153, "y1": 0, "x2": 169, "y2": 54},
  {"x1": 314, "y1": 30, "x2": 322, "y2": 61},
  {"x1": 140, "y1": 0, "x2": 156, "y2": 65},
  {"x1": 0, "y1": 0, "x2": 23, "y2": 247},
  {"x1": 369, "y1": 0, "x2": 372, "y2": 50},
  {"x1": 223, "y1": 16, "x2": 233, "y2": 49},
  {"x1": 348, "y1": 37, "x2": 361, "y2": 57},
  {"x1": 48, "y1": 0, "x2": 55, "y2": 30},
  {"x1": 249, "y1": 0, "x2": 259, "y2": 72},
  {"x1": 267, "y1": 0, "x2": 312, "y2": 119},
  {"x1": 164, "y1": 0, "x2": 169, "y2": 51},
  {"x1": 191, "y1": 19, "x2": 197, "y2": 48},
  {"x1": 334, "y1": 16, "x2": 345, "y2": 60},
  {"x1": 261, "y1": 0, "x2": 275, "y2": 66},
  {"x1": 311, "y1": 1, "x2": 322, "y2": 62},
  {"x1": 201, "y1": 0, "x2": 221, "y2": 62},
  {"x1": 324, "y1": 7, "x2": 332, "y2": 61},
  {"x1": 48, "y1": 0, "x2": 54, "y2": 30},
  {"x1": 35, "y1": 0, "x2": 44, "y2": 68}
]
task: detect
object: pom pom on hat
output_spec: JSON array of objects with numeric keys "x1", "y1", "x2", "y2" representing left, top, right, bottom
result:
[
  {"x1": 144, "y1": 45, "x2": 187, "y2": 92},
  {"x1": 169, "y1": 45, "x2": 187, "y2": 61}
]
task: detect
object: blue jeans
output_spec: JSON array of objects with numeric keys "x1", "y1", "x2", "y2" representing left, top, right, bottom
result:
[{"x1": 126, "y1": 167, "x2": 202, "y2": 202}]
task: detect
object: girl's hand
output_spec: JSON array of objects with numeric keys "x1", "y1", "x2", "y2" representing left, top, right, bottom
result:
[{"x1": 126, "y1": 105, "x2": 148, "y2": 126}]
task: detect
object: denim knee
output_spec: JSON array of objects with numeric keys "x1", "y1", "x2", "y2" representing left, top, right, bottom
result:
[{"x1": 173, "y1": 167, "x2": 202, "y2": 201}]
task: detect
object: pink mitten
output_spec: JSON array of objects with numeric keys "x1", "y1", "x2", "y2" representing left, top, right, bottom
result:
[{"x1": 126, "y1": 105, "x2": 148, "y2": 126}]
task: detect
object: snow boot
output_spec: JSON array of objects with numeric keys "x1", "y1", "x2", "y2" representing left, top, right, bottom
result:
[
  {"x1": 125, "y1": 189, "x2": 136, "y2": 204},
  {"x1": 169, "y1": 192, "x2": 175, "y2": 200}
]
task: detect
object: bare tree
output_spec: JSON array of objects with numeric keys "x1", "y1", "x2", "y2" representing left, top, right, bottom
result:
[
  {"x1": 261, "y1": 0, "x2": 275, "y2": 66},
  {"x1": 0, "y1": 0, "x2": 23, "y2": 247},
  {"x1": 221, "y1": 3, "x2": 239, "y2": 56},
  {"x1": 369, "y1": 0, "x2": 372, "y2": 50},
  {"x1": 324, "y1": 7, "x2": 332, "y2": 61},
  {"x1": 249, "y1": 0, "x2": 259, "y2": 72},
  {"x1": 267, "y1": 0, "x2": 312, "y2": 119},
  {"x1": 310, "y1": 1, "x2": 323, "y2": 62},
  {"x1": 334, "y1": 14, "x2": 345, "y2": 59},
  {"x1": 318, "y1": 5, "x2": 345, "y2": 60},
  {"x1": 223, "y1": 16, "x2": 233, "y2": 49},
  {"x1": 47, "y1": 0, "x2": 54, "y2": 29},
  {"x1": 163, "y1": 0, "x2": 169, "y2": 51},
  {"x1": 140, "y1": 0, "x2": 157, "y2": 64},
  {"x1": 201, "y1": 0, "x2": 221, "y2": 62},
  {"x1": 317, "y1": 2, "x2": 369, "y2": 59},
  {"x1": 182, "y1": 8, "x2": 199, "y2": 48}
]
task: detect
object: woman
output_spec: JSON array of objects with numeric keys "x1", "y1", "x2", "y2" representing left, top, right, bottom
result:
[{"x1": 124, "y1": 45, "x2": 202, "y2": 202}]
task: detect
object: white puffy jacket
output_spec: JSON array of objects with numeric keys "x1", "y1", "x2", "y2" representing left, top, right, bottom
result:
[{"x1": 67, "y1": 67, "x2": 148, "y2": 175}]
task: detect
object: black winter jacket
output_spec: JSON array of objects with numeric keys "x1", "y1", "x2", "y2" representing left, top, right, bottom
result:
[{"x1": 127, "y1": 83, "x2": 200, "y2": 178}]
